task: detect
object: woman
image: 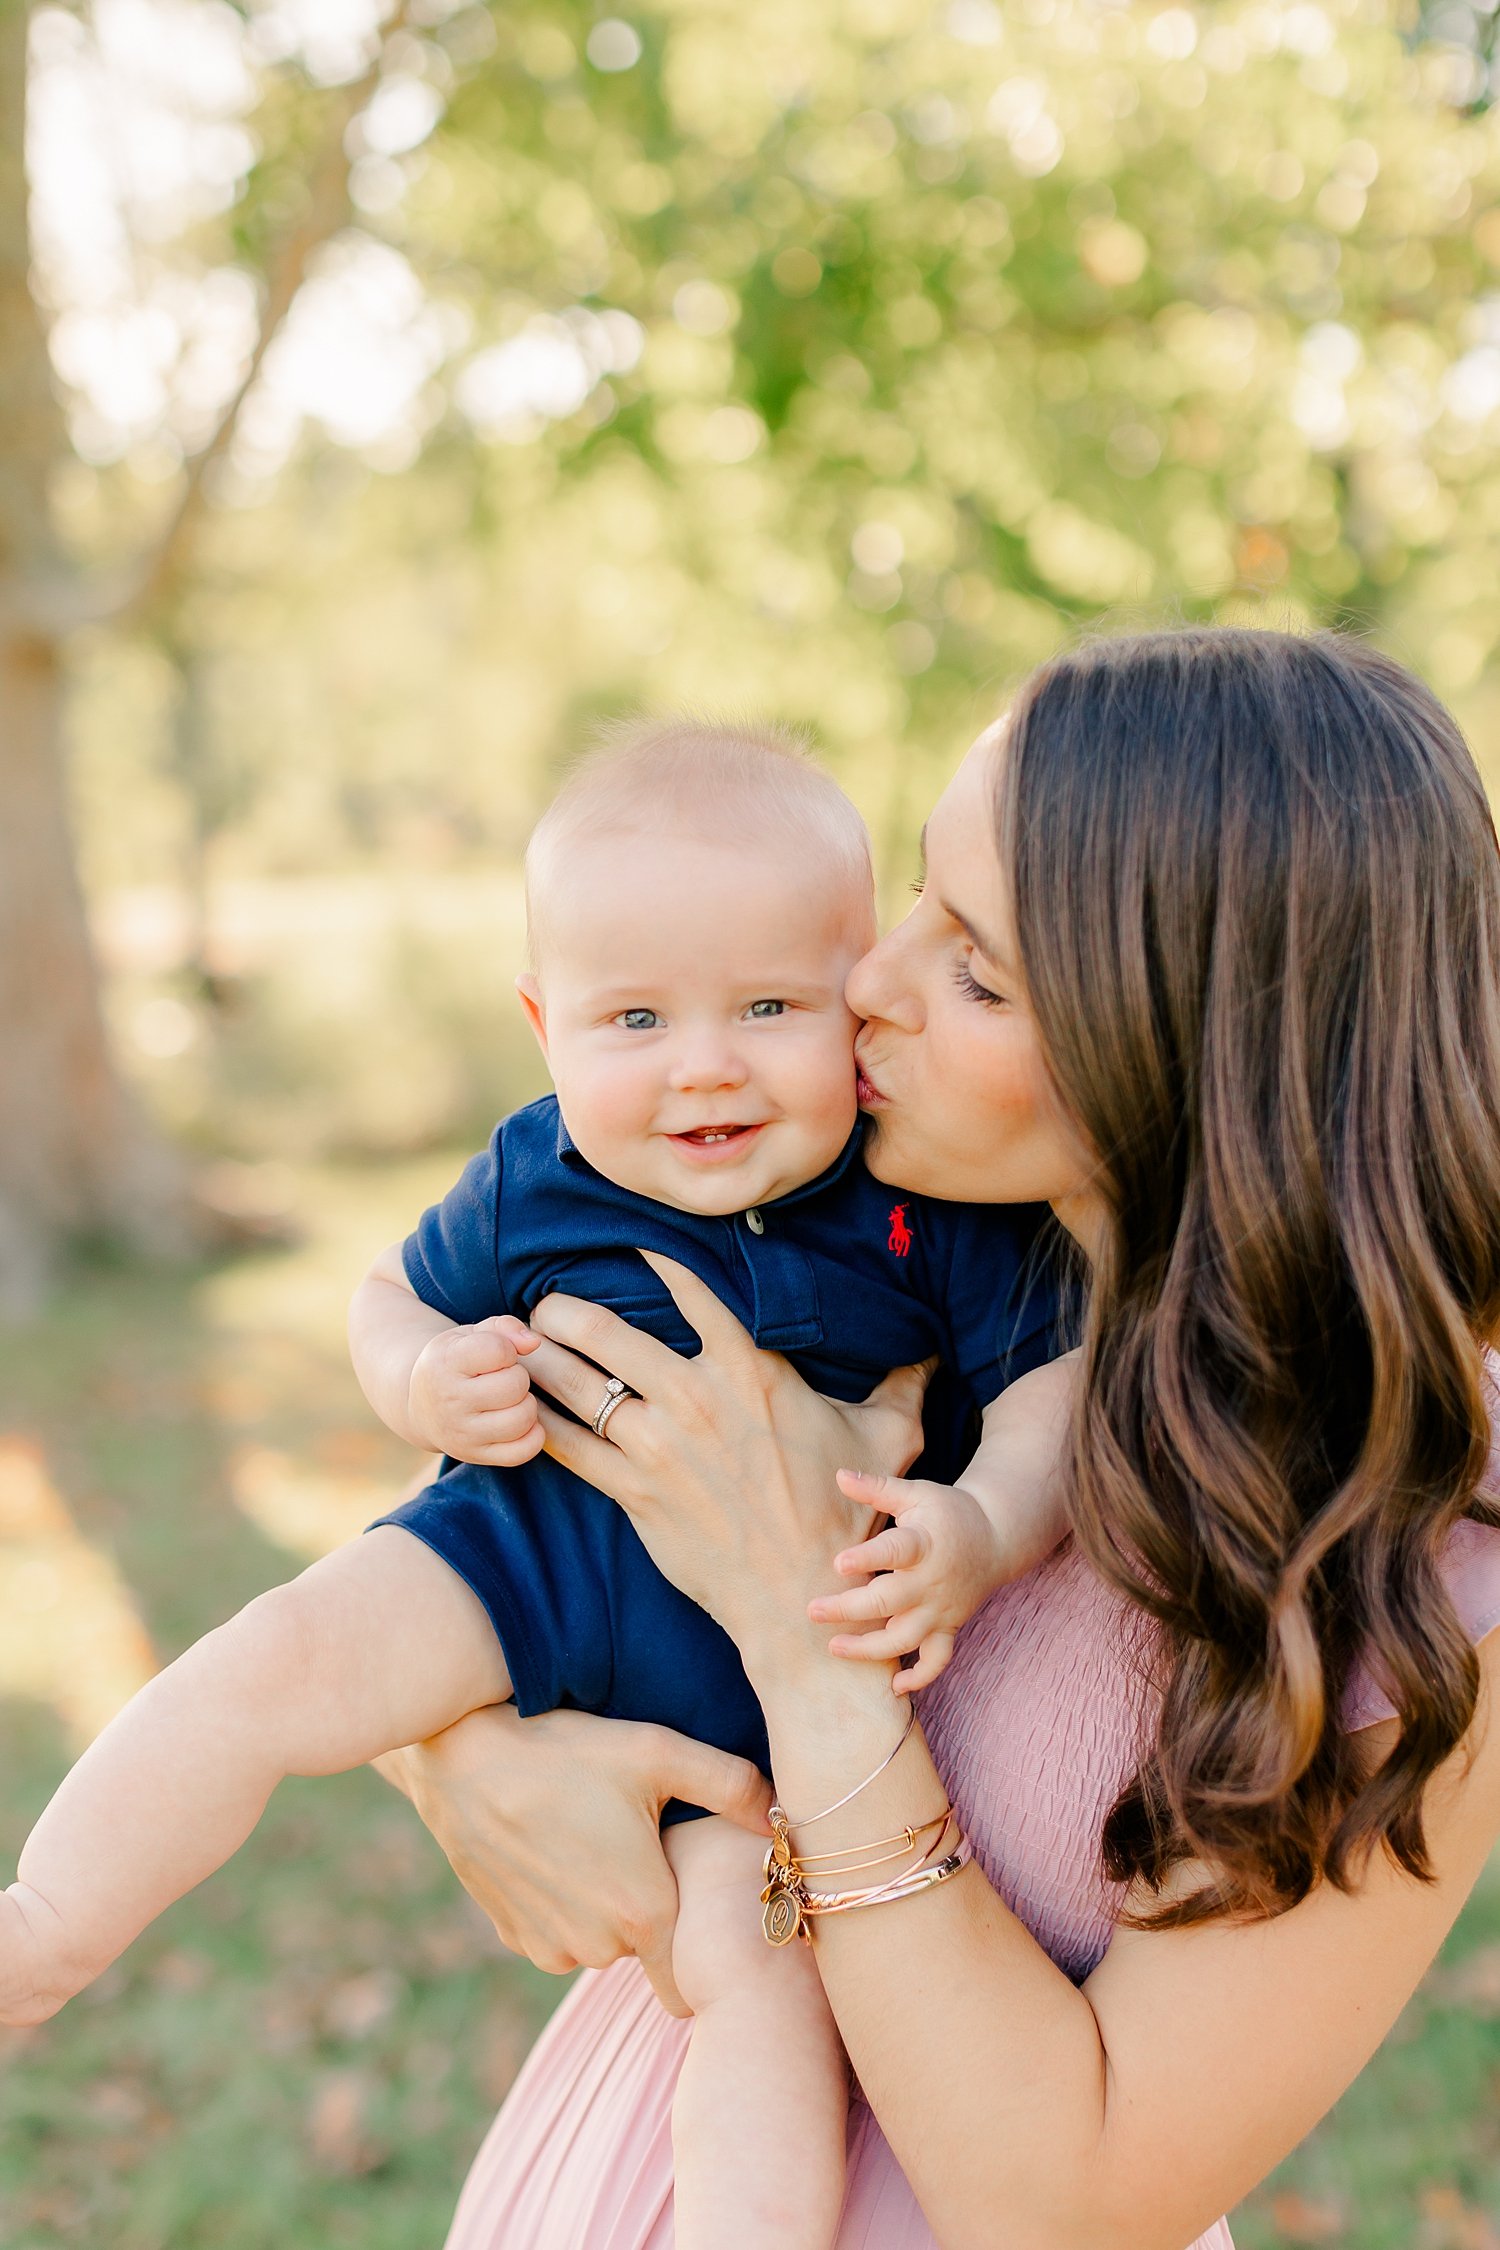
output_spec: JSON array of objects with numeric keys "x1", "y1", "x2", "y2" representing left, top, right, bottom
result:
[{"x1": 384, "y1": 629, "x2": 1500, "y2": 2248}]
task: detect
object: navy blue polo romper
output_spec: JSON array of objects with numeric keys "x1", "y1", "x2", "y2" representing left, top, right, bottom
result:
[{"x1": 371, "y1": 1096, "x2": 1061, "y2": 1815}]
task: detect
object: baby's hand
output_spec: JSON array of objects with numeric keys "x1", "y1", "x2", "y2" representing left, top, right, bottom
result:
[
  {"x1": 808, "y1": 1471, "x2": 1014, "y2": 1694},
  {"x1": 407, "y1": 1317, "x2": 544, "y2": 1467}
]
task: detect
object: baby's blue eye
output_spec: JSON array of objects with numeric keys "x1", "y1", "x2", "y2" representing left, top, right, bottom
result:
[
  {"x1": 618, "y1": 1009, "x2": 660, "y2": 1031},
  {"x1": 747, "y1": 999, "x2": 786, "y2": 1019}
]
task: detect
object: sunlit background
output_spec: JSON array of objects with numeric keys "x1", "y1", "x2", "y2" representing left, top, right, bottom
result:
[{"x1": 8, "y1": 1, "x2": 1500, "y2": 2242}]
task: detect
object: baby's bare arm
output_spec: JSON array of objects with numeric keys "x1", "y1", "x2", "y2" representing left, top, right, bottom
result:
[
  {"x1": 349, "y1": 1242, "x2": 460, "y2": 1446},
  {"x1": 953, "y1": 1350, "x2": 1080, "y2": 1569},
  {"x1": 813, "y1": 1352, "x2": 1081, "y2": 1691},
  {"x1": 350, "y1": 1244, "x2": 543, "y2": 1465},
  {"x1": 2, "y1": 1529, "x2": 509, "y2": 2023}
]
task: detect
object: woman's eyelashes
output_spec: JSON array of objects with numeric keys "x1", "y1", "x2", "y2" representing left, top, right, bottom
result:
[{"x1": 951, "y1": 958, "x2": 1008, "y2": 1009}]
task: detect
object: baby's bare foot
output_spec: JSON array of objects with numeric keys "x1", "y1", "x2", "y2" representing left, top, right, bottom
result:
[{"x1": 0, "y1": 1884, "x2": 80, "y2": 2027}]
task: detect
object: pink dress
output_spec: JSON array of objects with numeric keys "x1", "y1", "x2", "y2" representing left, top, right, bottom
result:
[{"x1": 445, "y1": 1526, "x2": 1500, "y2": 2250}]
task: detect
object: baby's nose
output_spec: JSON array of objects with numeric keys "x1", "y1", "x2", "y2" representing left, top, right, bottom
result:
[{"x1": 668, "y1": 1036, "x2": 750, "y2": 1092}]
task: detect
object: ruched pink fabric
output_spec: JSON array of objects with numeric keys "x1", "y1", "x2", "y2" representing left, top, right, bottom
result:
[{"x1": 445, "y1": 1525, "x2": 1500, "y2": 2250}]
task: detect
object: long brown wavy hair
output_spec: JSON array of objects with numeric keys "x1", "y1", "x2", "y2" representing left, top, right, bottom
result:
[{"x1": 1000, "y1": 628, "x2": 1500, "y2": 1924}]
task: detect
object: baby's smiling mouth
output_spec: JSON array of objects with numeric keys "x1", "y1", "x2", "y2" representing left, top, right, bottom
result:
[{"x1": 667, "y1": 1122, "x2": 766, "y2": 1156}]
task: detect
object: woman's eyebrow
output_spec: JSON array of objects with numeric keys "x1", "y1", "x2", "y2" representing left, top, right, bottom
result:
[
  {"x1": 941, "y1": 899, "x2": 1007, "y2": 966},
  {"x1": 921, "y1": 816, "x2": 1009, "y2": 964}
]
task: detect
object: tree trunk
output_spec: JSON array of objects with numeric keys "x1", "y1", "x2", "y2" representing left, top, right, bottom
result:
[
  {"x1": 0, "y1": 0, "x2": 187, "y2": 1309},
  {"x1": 0, "y1": 627, "x2": 188, "y2": 1309}
]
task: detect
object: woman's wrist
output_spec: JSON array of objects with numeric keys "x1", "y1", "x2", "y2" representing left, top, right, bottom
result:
[{"x1": 744, "y1": 1631, "x2": 906, "y2": 1765}]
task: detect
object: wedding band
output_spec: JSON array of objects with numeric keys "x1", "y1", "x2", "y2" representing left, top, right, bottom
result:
[{"x1": 591, "y1": 1376, "x2": 635, "y2": 1438}]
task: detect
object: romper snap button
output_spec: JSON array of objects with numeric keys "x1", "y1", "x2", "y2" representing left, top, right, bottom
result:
[{"x1": 745, "y1": 1208, "x2": 765, "y2": 1235}]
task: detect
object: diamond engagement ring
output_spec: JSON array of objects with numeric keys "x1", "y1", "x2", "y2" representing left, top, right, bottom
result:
[{"x1": 591, "y1": 1375, "x2": 635, "y2": 1438}]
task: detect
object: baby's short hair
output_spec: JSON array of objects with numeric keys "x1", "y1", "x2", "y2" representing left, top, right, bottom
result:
[{"x1": 525, "y1": 714, "x2": 873, "y2": 958}]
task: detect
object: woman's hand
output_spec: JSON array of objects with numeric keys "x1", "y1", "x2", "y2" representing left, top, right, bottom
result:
[
  {"x1": 375, "y1": 1703, "x2": 771, "y2": 2016},
  {"x1": 500, "y1": 1254, "x2": 932, "y2": 1683}
]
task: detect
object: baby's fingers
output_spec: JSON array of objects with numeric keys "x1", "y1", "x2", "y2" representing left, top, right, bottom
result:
[
  {"x1": 465, "y1": 1407, "x2": 546, "y2": 1466},
  {"x1": 827, "y1": 1615, "x2": 927, "y2": 1665},
  {"x1": 893, "y1": 1632, "x2": 956, "y2": 1695},
  {"x1": 459, "y1": 1363, "x2": 533, "y2": 1413},
  {"x1": 808, "y1": 1577, "x2": 904, "y2": 1627},
  {"x1": 834, "y1": 1521, "x2": 927, "y2": 1578}
]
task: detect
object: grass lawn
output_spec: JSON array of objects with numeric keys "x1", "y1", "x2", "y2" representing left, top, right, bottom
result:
[{"x1": 3, "y1": 1159, "x2": 1500, "y2": 2247}]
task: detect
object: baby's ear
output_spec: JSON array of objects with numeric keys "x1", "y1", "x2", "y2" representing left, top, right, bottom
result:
[{"x1": 515, "y1": 973, "x2": 548, "y2": 1055}]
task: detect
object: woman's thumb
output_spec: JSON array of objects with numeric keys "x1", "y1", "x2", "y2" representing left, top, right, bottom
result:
[{"x1": 652, "y1": 1736, "x2": 772, "y2": 1835}]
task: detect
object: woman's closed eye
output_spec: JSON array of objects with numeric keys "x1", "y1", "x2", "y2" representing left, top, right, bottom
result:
[{"x1": 952, "y1": 959, "x2": 1008, "y2": 1009}]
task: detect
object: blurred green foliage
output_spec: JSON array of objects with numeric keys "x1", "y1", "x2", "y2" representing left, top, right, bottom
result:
[
  {"x1": 16, "y1": 7, "x2": 1500, "y2": 2236},
  {"x1": 56, "y1": 0, "x2": 1500, "y2": 1160}
]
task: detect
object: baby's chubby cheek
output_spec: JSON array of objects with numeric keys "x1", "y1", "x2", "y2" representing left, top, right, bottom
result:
[
  {"x1": 789, "y1": 1046, "x2": 862, "y2": 1163},
  {"x1": 550, "y1": 1062, "x2": 662, "y2": 1179}
]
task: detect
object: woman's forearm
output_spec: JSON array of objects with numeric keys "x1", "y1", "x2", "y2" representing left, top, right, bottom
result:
[{"x1": 751, "y1": 1658, "x2": 1114, "y2": 2250}]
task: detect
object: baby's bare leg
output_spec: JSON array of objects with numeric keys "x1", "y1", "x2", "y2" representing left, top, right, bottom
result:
[
  {"x1": 0, "y1": 1528, "x2": 508, "y2": 2026},
  {"x1": 665, "y1": 1815, "x2": 848, "y2": 2250}
]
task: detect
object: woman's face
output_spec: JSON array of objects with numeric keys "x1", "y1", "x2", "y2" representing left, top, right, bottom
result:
[{"x1": 849, "y1": 734, "x2": 1102, "y2": 1247}]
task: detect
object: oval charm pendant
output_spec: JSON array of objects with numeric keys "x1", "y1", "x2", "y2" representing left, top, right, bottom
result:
[{"x1": 763, "y1": 1887, "x2": 802, "y2": 1946}]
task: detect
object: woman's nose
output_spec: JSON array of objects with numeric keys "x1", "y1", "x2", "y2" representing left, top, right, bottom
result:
[{"x1": 846, "y1": 920, "x2": 923, "y2": 1031}]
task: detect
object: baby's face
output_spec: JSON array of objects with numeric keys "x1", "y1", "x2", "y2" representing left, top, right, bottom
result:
[{"x1": 521, "y1": 831, "x2": 875, "y2": 1215}]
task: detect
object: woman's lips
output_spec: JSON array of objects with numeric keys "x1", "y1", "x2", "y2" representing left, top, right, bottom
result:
[{"x1": 666, "y1": 1122, "x2": 767, "y2": 1163}]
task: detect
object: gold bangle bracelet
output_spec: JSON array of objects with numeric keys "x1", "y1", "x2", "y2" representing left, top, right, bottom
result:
[
  {"x1": 761, "y1": 1817, "x2": 973, "y2": 1945},
  {"x1": 768, "y1": 1806, "x2": 953, "y2": 1879}
]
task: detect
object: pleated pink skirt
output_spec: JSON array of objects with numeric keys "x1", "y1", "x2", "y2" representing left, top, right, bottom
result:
[{"x1": 443, "y1": 1958, "x2": 1236, "y2": 2250}]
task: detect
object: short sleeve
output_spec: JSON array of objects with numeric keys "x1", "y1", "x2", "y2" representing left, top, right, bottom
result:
[
  {"x1": 921, "y1": 1201, "x2": 1067, "y2": 1405},
  {"x1": 1344, "y1": 1520, "x2": 1500, "y2": 1732},
  {"x1": 402, "y1": 1128, "x2": 508, "y2": 1327}
]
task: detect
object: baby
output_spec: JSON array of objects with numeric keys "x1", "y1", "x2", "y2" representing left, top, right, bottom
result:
[{"x1": 0, "y1": 720, "x2": 1069, "y2": 2250}]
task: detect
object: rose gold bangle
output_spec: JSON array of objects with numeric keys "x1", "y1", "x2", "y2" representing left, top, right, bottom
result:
[
  {"x1": 771, "y1": 1704, "x2": 917, "y2": 1835},
  {"x1": 801, "y1": 1835, "x2": 974, "y2": 1920},
  {"x1": 782, "y1": 1807, "x2": 953, "y2": 1876},
  {"x1": 761, "y1": 1812, "x2": 973, "y2": 1945}
]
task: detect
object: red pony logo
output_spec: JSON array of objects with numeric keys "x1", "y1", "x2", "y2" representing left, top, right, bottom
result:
[{"x1": 887, "y1": 1203, "x2": 912, "y2": 1257}]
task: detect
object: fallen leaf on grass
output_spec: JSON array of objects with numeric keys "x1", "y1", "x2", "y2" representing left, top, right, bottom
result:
[
  {"x1": 257, "y1": 1983, "x2": 319, "y2": 2057},
  {"x1": 1420, "y1": 2184, "x2": 1500, "y2": 2249},
  {"x1": 83, "y1": 2078, "x2": 149, "y2": 2128},
  {"x1": 417, "y1": 1901, "x2": 506, "y2": 1973},
  {"x1": 481, "y1": 2010, "x2": 534, "y2": 2105},
  {"x1": 323, "y1": 1966, "x2": 406, "y2": 2041},
  {"x1": 308, "y1": 2067, "x2": 389, "y2": 2176},
  {"x1": 1269, "y1": 2190, "x2": 1347, "y2": 2242},
  {"x1": 148, "y1": 1946, "x2": 210, "y2": 1994}
]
